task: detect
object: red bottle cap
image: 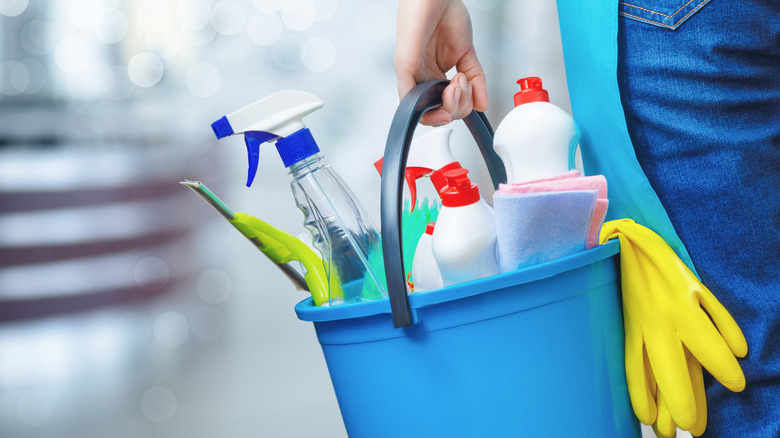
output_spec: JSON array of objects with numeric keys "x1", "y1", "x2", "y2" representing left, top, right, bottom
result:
[
  {"x1": 440, "y1": 168, "x2": 480, "y2": 207},
  {"x1": 429, "y1": 161, "x2": 463, "y2": 194},
  {"x1": 513, "y1": 76, "x2": 549, "y2": 106},
  {"x1": 425, "y1": 222, "x2": 435, "y2": 235}
]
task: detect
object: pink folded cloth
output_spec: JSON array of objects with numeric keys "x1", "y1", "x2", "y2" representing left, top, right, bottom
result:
[{"x1": 498, "y1": 171, "x2": 609, "y2": 249}]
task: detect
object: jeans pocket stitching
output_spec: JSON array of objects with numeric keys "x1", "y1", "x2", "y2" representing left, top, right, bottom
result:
[
  {"x1": 619, "y1": 0, "x2": 697, "y2": 18},
  {"x1": 619, "y1": 0, "x2": 710, "y2": 29}
]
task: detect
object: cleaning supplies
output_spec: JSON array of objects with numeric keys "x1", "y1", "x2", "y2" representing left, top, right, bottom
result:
[
  {"x1": 493, "y1": 190, "x2": 597, "y2": 273},
  {"x1": 411, "y1": 222, "x2": 443, "y2": 292},
  {"x1": 362, "y1": 197, "x2": 441, "y2": 296},
  {"x1": 599, "y1": 219, "x2": 747, "y2": 433},
  {"x1": 493, "y1": 77, "x2": 580, "y2": 184},
  {"x1": 498, "y1": 170, "x2": 609, "y2": 249},
  {"x1": 180, "y1": 180, "x2": 334, "y2": 305},
  {"x1": 432, "y1": 169, "x2": 498, "y2": 286},
  {"x1": 374, "y1": 127, "x2": 463, "y2": 209},
  {"x1": 653, "y1": 347, "x2": 707, "y2": 437},
  {"x1": 211, "y1": 90, "x2": 385, "y2": 304}
]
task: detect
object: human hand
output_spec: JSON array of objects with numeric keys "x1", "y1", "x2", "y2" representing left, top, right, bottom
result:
[{"x1": 395, "y1": 0, "x2": 488, "y2": 126}]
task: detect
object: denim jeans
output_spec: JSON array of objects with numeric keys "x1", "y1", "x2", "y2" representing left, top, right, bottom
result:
[{"x1": 617, "y1": 0, "x2": 780, "y2": 436}]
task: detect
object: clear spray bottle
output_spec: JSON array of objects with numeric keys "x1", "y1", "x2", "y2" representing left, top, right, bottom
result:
[{"x1": 211, "y1": 90, "x2": 386, "y2": 304}]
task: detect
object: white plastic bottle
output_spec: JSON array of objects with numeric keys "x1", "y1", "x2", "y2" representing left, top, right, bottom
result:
[
  {"x1": 432, "y1": 169, "x2": 498, "y2": 286},
  {"x1": 412, "y1": 222, "x2": 443, "y2": 292},
  {"x1": 493, "y1": 77, "x2": 580, "y2": 184}
]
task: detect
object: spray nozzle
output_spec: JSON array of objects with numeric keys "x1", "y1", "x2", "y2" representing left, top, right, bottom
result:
[
  {"x1": 244, "y1": 131, "x2": 279, "y2": 186},
  {"x1": 375, "y1": 158, "x2": 433, "y2": 210},
  {"x1": 211, "y1": 90, "x2": 324, "y2": 187},
  {"x1": 373, "y1": 127, "x2": 462, "y2": 211}
]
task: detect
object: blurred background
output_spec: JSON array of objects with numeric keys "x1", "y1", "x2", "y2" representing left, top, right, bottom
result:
[{"x1": 0, "y1": 0, "x2": 665, "y2": 436}]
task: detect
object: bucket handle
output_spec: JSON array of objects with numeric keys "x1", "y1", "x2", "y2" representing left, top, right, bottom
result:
[{"x1": 380, "y1": 79, "x2": 506, "y2": 328}]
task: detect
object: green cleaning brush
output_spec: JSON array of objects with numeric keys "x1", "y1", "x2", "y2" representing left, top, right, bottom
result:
[{"x1": 361, "y1": 197, "x2": 441, "y2": 298}]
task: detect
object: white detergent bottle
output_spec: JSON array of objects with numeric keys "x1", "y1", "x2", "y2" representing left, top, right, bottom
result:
[
  {"x1": 374, "y1": 127, "x2": 463, "y2": 209},
  {"x1": 432, "y1": 169, "x2": 498, "y2": 286},
  {"x1": 211, "y1": 90, "x2": 385, "y2": 304},
  {"x1": 412, "y1": 222, "x2": 443, "y2": 292},
  {"x1": 493, "y1": 77, "x2": 580, "y2": 184}
]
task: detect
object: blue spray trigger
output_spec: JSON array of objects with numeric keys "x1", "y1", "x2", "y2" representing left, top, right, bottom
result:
[{"x1": 244, "y1": 131, "x2": 278, "y2": 187}]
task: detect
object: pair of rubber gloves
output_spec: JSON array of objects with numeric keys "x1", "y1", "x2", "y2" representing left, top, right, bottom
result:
[{"x1": 599, "y1": 219, "x2": 748, "y2": 437}]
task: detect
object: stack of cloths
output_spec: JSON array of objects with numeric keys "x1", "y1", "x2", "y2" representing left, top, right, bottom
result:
[{"x1": 494, "y1": 170, "x2": 608, "y2": 273}]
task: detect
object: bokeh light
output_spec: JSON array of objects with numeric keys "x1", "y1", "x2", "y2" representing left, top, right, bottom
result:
[
  {"x1": 176, "y1": 0, "x2": 212, "y2": 30},
  {"x1": 62, "y1": 67, "x2": 105, "y2": 101},
  {"x1": 246, "y1": 12, "x2": 283, "y2": 46},
  {"x1": 136, "y1": 0, "x2": 173, "y2": 34},
  {"x1": 185, "y1": 62, "x2": 221, "y2": 98},
  {"x1": 315, "y1": 0, "x2": 338, "y2": 21},
  {"x1": 153, "y1": 312, "x2": 189, "y2": 348},
  {"x1": 141, "y1": 387, "x2": 177, "y2": 422},
  {"x1": 133, "y1": 255, "x2": 170, "y2": 290},
  {"x1": 69, "y1": 0, "x2": 103, "y2": 30},
  {"x1": 20, "y1": 20, "x2": 54, "y2": 56},
  {"x1": 0, "y1": 61, "x2": 28, "y2": 95},
  {"x1": 54, "y1": 37, "x2": 91, "y2": 73},
  {"x1": 281, "y1": 0, "x2": 316, "y2": 32},
  {"x1": 127, "y1": 52, "x2": 165, "y2": 88},
  {"x1": 196, "y1": 269, "x2": 232, "y2": 304},
  {"x1": 94, "y1": 9, "x2": 129, "y2": 44},
  {"x1": 0, "y1": 0, "x2": 29, "y2": 17},
  {"x1": 211, "y1": 0, "x2": 245, "y2": 36},
  {"x1": 251, "y1": 0, "x2": 281, "y2": 14},
  {"x1": 301, "y1": 36, "x2": 335, "y2": 72}
]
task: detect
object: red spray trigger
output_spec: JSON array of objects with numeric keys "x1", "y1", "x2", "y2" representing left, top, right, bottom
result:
[
  {"x1": 405, "y1": 167, "x2": 432, "y2": 210},
  {"x1": 373, "y1": 157, "x2": 432, "y2": 211}
]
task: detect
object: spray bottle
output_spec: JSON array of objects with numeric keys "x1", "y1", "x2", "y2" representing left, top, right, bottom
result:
[
  {"x1": 432, "y1": 169, "x2": 498, "y2": 286},
  {"x1": 374, "y1": 127, "x2": 463, "y2": 210},
  {"x1": 493, "y1": 77, "x2": 580, "y2": 184},
  {"x1": 211, "y1": 90, "x2": 385, "y2": 304}
]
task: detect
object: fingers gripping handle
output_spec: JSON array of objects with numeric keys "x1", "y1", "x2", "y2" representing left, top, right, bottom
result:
[{"x1": 380, "y1": 79, "x2": 506, "y2": 328}]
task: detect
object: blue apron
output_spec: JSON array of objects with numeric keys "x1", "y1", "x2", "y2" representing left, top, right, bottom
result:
[
  {"x1": 555, "y1": 0, "x2": 698, "y2": 274},
  {"x1": 557, "y1": 1, "x2": 780, "y2": 436}
]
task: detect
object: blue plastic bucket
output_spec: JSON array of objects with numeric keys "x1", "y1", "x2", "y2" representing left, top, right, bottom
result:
[
  {"x1": 296, "y1": 81, "x2": 639, "y2": 437},
  {"x1": 296, "y1": 240, "x2": 638, "y2": 437}
]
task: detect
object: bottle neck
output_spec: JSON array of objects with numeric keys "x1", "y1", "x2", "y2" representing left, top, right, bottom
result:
[{"x1": 288, "y1": 154, "x2": 324, "y2": 178}]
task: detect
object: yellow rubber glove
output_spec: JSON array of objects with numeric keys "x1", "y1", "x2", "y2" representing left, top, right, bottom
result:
[
  {"x1": 652, "y1": 347, "x2": 707, "y2": 437},
  {"x1": 599, "y1": 219, "x2": 748, "y2": 431}
]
